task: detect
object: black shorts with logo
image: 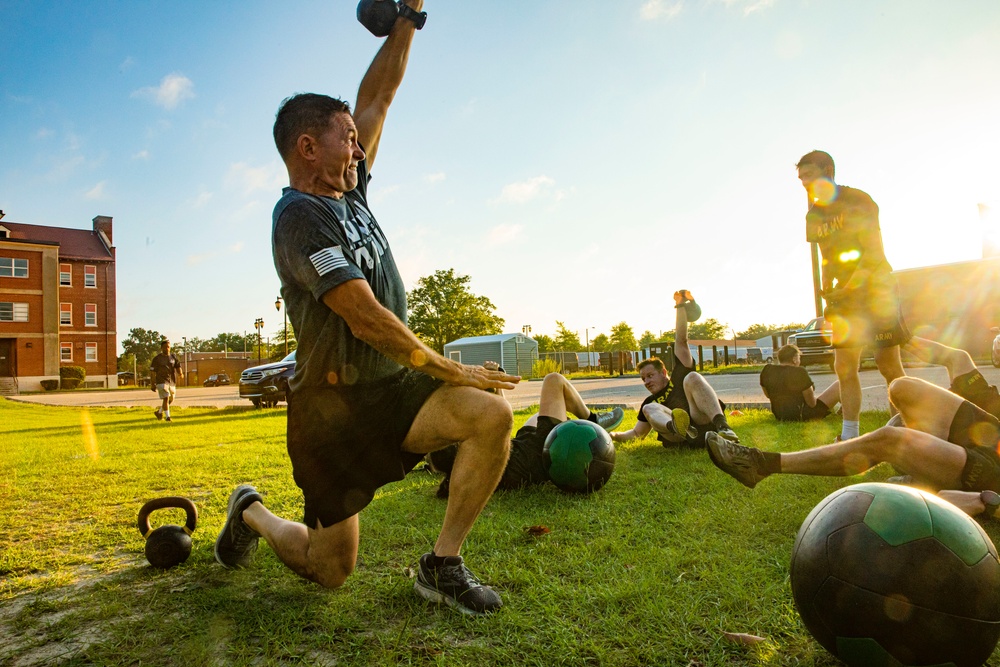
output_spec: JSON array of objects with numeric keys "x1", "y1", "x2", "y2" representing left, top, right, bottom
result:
[
  {"x1": 287, "y1": 368, "x2": 444, "y2": 527},
  {"x1": 951, "y1": 400, "x2": 1000, "y2": 492},
  {"x1": 951, "y1": 370, "x2": 1000, "y2": 420},
  {"x1": 824, "y1": 283, "x2": 910, "y2": 349}
]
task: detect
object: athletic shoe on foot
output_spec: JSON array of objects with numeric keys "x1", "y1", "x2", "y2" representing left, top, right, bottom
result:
[
  {"x1": 886, "y1": 413, "x2": 905, "y2": 428},
  {"x1": 716, "y1": 427, "x2": 740, "y2": 443},
  {"x1": 661, "y1": 408, "x2": 696, "y2": 443},
  {"x1": 154, "y1": 408, "x2": 163, "y2": 421},
  {"x1": 706, "y1": 431, "x2": 770, "y2": 489},
  {"x1": 214, "y1": 484, "x2": 263, "y2": 568},
  {"x1": 165, "y1": 415, "x2": 172, "y2": 422},
  {"x1": 414, "y1": 553, "x2": 502, "y2": 616},
  {"x1": 594, "y1": 407, "x2": 625, "y2": 431}
]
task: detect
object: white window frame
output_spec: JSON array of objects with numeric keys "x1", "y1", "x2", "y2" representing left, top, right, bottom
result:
[
  {"x1": 85, "y1": 303, "x2": 97, "y2": 327},
  {"x1": 60, "y1": 263, "x2": 72, "y2": 286},
  {"x1": 1, "y1": 257, "x2": 29, "y2": 279},
  {"x1": 60, "y1": 342, "x2": 73, "y2": 361},
  {"x1": 0, "y1": 302, "x2": 28, "y2": 322},
  {"x1": 85, "y1": 342, "x2": 98, "y2": 362},
  {"x1": 448, "y1": 351, "x2": 461, "y2": 362},
  {"x1": 60, "y1": 303, "x2": 72, "y2": 326},
  {"x1": 84, "y1": 265, "x2": 97, "y2": 288}
]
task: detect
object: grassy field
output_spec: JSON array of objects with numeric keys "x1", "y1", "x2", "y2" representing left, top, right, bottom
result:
[{"x1": 2, "y1": 397, "x2": 998, "y2": 666}]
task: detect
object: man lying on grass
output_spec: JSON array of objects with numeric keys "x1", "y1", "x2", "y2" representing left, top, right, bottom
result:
[
  {"x1": 706, "y1": 375, "x2": 1000, "y2": 520},
  {"x1": 428, "y1": 366, "x2": 624, "y2": 498},
  {"x1": 610, "y1": 290, "x2": 738, "y2": 449}
]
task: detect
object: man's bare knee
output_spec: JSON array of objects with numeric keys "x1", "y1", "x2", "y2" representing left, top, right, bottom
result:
[{"x1": 308, "y1": 557, "x2": 355, "y2": 590}]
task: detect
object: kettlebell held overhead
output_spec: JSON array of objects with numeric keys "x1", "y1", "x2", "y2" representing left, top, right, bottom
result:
[
  {"x1": 357, "y1": 0, "x2": 426, "y2": 38},
  {"x1": 137, "y1": 497, "x2": 198, "y2": 569}
]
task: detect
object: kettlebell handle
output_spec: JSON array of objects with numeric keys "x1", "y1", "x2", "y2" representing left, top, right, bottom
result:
[{"x1": 137, "y1": 497, "x2": 198, "y2": 538}]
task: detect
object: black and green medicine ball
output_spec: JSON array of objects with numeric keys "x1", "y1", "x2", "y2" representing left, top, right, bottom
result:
[
  {"x1": 790, "y1": 483, "x2": 1000, "y2": 667},
  {"x1": 542, "y1": 419, "x2": 615, "y2": 494}
]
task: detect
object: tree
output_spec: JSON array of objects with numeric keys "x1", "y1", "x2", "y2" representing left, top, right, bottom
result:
[
  {"x1": 638, "y1": 330, "x2": 656, "y2": 349},
  {"x1": 687, "y1": 318, "x2": 728, "y2": 340},
  {"x1": 204, "y1": 332, "x2": 256, "y2": 353},
  {"x1": 407, "y1": 269, "x2": 505, "y2": 353},
  {"x1": 121, "y1": 327, "x2": 164, "y2": 370},
  {"x1": 737, "y1": 322, "x2": 808, "y2": 340},
  {"x1": 609, "y1": 322, "x2": 638, "y2": 351},
  {"x1": 554, "y1": 321, "x2": 582, "y2": 351},
  {"x1": 534, "y1": 334, "x2": 555, "y2": 353},
  {"x1": 591, "y1": 333, "x2": 609, "y2": 352}
]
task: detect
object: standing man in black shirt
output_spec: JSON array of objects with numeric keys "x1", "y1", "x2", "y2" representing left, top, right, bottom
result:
[
  {"x1": 214, "y1": 1, "x2": 521, "y2": 617},
  {"x1": 760, "y1": 344, "x2": 840, "y2": 421},
  {"x1": 797, "y1": 150, "x2": 908, "y2": 442},
  {"x1": 149, "y1": 339, "x2": 182, "y2": 422}
]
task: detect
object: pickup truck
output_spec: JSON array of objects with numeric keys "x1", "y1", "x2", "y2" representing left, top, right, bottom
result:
[{"x1": 788, "y1": 317, "x2": 834, "y2": 369}]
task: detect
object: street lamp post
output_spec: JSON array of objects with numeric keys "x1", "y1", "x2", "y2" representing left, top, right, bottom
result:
[
  {"x1": 519, "y1": 325, "x2": 531, "y2": 377},
  {"x1": 254, "y1": 318, "x2": 264, "y2": 362},
  {"x1": 275, "y1": 296, "x2": 288, "y2": 356},
  {"x1": 182, "y1": 336, "x2": 189, "y2": 386}
]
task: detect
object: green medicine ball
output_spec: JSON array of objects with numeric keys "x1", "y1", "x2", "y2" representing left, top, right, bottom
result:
[{"x1": 542, "y1": 419, "x2": 616, "y2": 494}]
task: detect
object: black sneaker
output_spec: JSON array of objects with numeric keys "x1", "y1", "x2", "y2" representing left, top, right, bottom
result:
[
  {"x1": 154, "y1": 408, "x2": 163, "y2": 421},
  {"x1": 594, "y1": 407, "x2": 625, "y2": 431},
  {"x1": 414, "y1": 553, "x2": 502, "y2": 615},
  {"x1": 165, "y1": 415, "x2": 172, "y2": 422},
  {"x1": 706, "y1": 431, "x2": 769, "y2": 489},
  {"x1": 716, "y1": 427, "x2": 740, "y2": 443},
  {"x1": 214, "y1": 484, "x2": 263, "y2": 568}
]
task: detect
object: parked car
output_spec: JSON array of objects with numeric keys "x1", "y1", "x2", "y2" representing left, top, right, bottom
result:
[
  {"x1": 789, "y1": 317, "x2": 834, "y2": 369},
  {"x1": 992, "y1": 327, "x2": 1000, "y2": 368},
  {"x1": 203, "y1": 373, "x2": 231, "y2": 387},
  {"x1": 239, "y1": 351, "x2": 295, "y2": 407},
  {"x1": 746, "y1": 347, "x2": 772, "y2": 364}
]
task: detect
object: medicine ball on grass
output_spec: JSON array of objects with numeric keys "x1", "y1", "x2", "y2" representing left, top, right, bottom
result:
[
  {"x1": 790, "y1": 483, "x2": 1000, "y2": 667},
  {"x1": 543, "y1": 419, "x2": 615, "y2": 493}
]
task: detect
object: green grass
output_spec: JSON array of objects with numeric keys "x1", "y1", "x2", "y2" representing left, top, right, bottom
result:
[{"x1": 2, "y1": 398, "x2": 998, "y2": 666}]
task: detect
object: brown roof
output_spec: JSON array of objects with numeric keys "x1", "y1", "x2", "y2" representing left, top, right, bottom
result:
[{"x1": 1, "y1": 221, "x2": 112, "y2": 260}]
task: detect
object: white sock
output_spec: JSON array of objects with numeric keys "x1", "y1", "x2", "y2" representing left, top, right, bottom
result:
[
  {"x1": 165, "y1": 410, "x2": 171, "y2": 418},
  {"x1": 841, "y1": 420, "x2": 860, "y2": 440}
]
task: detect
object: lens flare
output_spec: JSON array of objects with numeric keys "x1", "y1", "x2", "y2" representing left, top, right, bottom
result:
[
  {"x1": 81, "y1": 410, "x2": 99, "y2": 460},
  {"x1": 838, "y1": 249, "x2": 861, "y2": 263}
]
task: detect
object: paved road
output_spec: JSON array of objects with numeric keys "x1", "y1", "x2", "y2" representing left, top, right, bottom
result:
[{"x1": 11, "y1": 364, "x2": 1000, "y2": 412}]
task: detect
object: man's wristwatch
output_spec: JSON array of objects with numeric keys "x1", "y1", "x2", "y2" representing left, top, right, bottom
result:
[
  {"x1": 397, "y1": 2, "x2": 427, "y2": 29},
  {"x1": 980, "y1": 490, "x2": 1000, "y2": 518}
]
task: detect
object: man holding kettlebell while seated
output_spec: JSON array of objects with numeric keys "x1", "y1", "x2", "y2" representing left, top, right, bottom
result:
[
  {"x1": 610, "y1": 290, "x2": 739, "y2": 448},
  {"x1": 214, "y1": 1, "x2": 522, "y2": 617}
]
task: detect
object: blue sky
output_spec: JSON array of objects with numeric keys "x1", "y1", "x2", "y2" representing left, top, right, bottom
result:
[{"x1": 3, "y1": 1, "x2": 1000, "y2": 349}]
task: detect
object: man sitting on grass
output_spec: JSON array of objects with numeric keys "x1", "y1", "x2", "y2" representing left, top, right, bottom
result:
[
  {"x1": 429, "y1": 367, "x2": 624, "y2": 498},
  {"x1": 705, "y1": 373, "x2": 1000, "y2": 519},
  {"x1": 759, "y1": 344, "x2": 841, "y2": 422},
  {"x1": 610, "y1": 290, "x2": 738, "y2": 448}
]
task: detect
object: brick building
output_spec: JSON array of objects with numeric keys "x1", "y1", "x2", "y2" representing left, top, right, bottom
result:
[{"x1": 0, "y1": 214, "x2": 117, "y2": 392}]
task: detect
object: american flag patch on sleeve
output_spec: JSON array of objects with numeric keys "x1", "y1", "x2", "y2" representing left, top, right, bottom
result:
[{"x1": 309, "y1": 246, "x2": 349, "y2": 276}]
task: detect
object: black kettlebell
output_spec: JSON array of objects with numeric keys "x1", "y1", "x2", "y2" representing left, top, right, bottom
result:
[
  {"x1": 357, "y1": 0, "x2": 399, "y2": 37},
  {"x1": 137, "y1": 497, "x2": 198, "y2": 569}
]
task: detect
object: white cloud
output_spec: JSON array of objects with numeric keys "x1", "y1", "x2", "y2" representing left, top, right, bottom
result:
[
  {"x1": 119, "y1": 56, "x2": 136, "y2": 73},
  {"x1": 424, "y1": 172, "x2": 446, "y2": 183},
  {"x1": 85, "y1": 181, "x2": 107, "y2": 200},
  {"x1": 717, "y1": 0, "x2": 775, "y2": 16},
  {"x1": 225, "y1": 161, "x2": 285, "y2": 195},
  {"x1": 640, "y1": 0, "x2": 683, "y2": 21},
  {"x1": 35, "y1": 128, "x2": 53, "y2": 139},
  {"x1": 229, "y1": 241, "x2": 244, "y2": 253},
  {"x1": 192, "y1": 192, "x2": 213, "y2": 208},
  {"x1": 186, "y1": 252, "x2": 214, "y2": 266},
  {"x1": 490, "y1": 175, "x2": 556, "y2": 205},
  {"x1": 131, "y1": 73, "x2": 195, "y2": 110},
  {"x1": 488, "y1": 224, "x2": 524, "y2": 244},
  {"x1": 132, "y1": 149, "x2": 150, "y2": 160},
  {"x1": 368, "y1": 184, "x2": 400, "y2": 205}
]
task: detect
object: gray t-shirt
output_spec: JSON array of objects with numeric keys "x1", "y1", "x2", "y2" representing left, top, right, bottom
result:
[{"x1": 272, "y1": 158, "x2": 406, "y2": 391}]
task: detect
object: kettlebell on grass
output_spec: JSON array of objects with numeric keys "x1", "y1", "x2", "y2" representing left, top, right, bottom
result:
[{"x1": 137, "y1": 497, "x2": 198, "y2": 569}]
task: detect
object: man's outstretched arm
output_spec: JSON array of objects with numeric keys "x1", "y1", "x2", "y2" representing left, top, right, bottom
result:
[{"x1": 354, "y1": 0, "x2": 425, "y2": 170}]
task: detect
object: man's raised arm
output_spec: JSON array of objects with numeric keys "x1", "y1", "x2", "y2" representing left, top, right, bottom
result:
[{"x1": 354, "y1": 0, "x2": 425, "y2": 169}]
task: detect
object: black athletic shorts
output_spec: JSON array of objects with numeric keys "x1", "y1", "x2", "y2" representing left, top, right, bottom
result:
[
  {"x1": 951, "y1": 370, "x2": 1000, "y2": 420},
  {"x1": 498, "y1": 416, "x2": 560, "y2": 490},
  {"x1": 825, "y1": 285, "x2": 910, "y2": 349},
  {"x1": 951, "y1": 400, "x2": 1000, "y2": 492},
  {"x1": 287, "y1": 368, "x2": 444, "y2": 527}
]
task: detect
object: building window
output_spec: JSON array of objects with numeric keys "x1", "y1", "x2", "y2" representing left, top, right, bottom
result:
[
  {"x1": 61, "y1": 342, "x2": 72, "y2": 361},
  {"x1": 60, "y1": 263, "x2": 72, "y2": 286},
  {"x1": 85, "y1": 342, "x2": 98, "y2": 362},
  {"x1": 84, "y1": 265, "x2": 97, "y2": 288},
  {"x1": 0, "y1": 302, "x2": 29, "y2": 322},
  {"x1": 85, "y1": 303, "x2": 97, "y2": 327},
  {"x1": 60, "y1": 303, "x2": 72, "y2": 325},
  {"x1": 0, "y1": 257, "x2": 28, "y2": 278}
]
